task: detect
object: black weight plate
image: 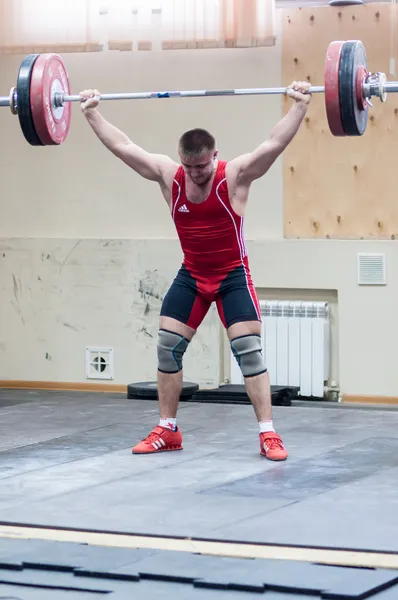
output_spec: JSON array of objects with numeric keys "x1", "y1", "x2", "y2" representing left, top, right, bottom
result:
[
  {"x1": 191, "y1": 384, "x2": 293, "y2": 406},
  {"x1": 127, "y1": 381, "x2": 198, "y2": 400},
  {"x1": 17, "y1": 54, "x2": 44, "y2": 146},
  {"x1": 339, "y1": 40, "x2": 368, "y2": 136}
]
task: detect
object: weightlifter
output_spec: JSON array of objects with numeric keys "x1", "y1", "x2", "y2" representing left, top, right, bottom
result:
[{"x1": 80, "y1": 80, "x2": 312, "y2": 461}]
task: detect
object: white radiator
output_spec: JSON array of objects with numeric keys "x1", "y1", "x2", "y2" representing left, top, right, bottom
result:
[{"x1": 230, "y1": 300, "x2": 330, "y2": 398}]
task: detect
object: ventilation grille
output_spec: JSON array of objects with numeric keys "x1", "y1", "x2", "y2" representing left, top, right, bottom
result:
[
  {"x1": 86, "y1": 347, "x2": 114, "y2": 380},
  {"x1": 357, "y1": 253, "x2": 386, "y2": 285}
]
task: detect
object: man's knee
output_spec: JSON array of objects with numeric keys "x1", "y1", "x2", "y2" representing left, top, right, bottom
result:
[
  {"x1": 157, "y1": 329, "x2": 190, "y2": 373},
  {"x1": 230, "y1": 334, "x2": 266, "y2": 378}
]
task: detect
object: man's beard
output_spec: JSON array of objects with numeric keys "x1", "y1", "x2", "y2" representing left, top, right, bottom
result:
[{"x1": 191, "y1": 172, "x2": 212, "y2": 186}]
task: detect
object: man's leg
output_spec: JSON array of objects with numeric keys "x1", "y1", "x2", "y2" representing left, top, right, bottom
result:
[
  {"x1": 227, "y1": 320, "x2": 288, "y2": 461},
  {"x1": 132, "y1": 266, "x2": 210, "y2": 454},
  {"x1": 227, "y1": 319, "x2": 272, "y2": 423},
  {"x1": 157, "y1": 315, "x2": 196, "y2": 423},
  {"x1": 216, "y1": 266, "x2": 288, "y2": 461}
]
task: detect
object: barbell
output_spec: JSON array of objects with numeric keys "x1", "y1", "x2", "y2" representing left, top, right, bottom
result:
[{"x1": 0, "y1": 39, "x2": 396, "y2": 146}]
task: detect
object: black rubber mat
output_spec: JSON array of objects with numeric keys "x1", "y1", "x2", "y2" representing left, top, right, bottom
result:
[
  {"x1": 202, "y1": 437, "x2": 398, "y2": 501},
  {"x1": 0, "y1": 396, "x2": 37, "y2": 408},
  {"x1": 0, "y1": 423, "x2": 147, "y2": 479},
  {"x1": 127, "y1": 381, "x2": 297, "y2": 406},
  {"x1": 190, "y1": 384, "x2": 297, "y2": 406},
  {"x1": 0, "y1": 537, "x2": 397, "y2": 598},
  {"x1": 127, "y1": 381, "x2": 199, "y2": 400}
]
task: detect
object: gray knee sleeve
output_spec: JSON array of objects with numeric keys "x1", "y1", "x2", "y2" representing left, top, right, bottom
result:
[
  {"x1": 230, "y1": 334, "x2": 266, "y2": 378},
  {"x1": 157, "y1": 329, "x2": 190, "y2": 373}
]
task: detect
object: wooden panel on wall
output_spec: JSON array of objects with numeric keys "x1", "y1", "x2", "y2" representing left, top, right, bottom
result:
[{"x1": 282, "y1": 2, "x2": 398, "y2": 239}]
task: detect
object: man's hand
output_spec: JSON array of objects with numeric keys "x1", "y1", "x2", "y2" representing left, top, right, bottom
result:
[
  {"x1": 80, "y1": 89, "x2": 101, "y2": 114},
  {"x1": 286, "y1": 80, "x2": 312, "y2": 105}
]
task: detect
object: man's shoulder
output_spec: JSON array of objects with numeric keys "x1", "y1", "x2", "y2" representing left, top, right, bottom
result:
[
  {"x1": 223, "y1": 157, "x2": 240, "y2": 181},
  {"x1": 216, "y1": 159, "x2": 229, "y2": 177},
  {"x1": 172, "y1": 164, "x2": 184, "y2": 181}
]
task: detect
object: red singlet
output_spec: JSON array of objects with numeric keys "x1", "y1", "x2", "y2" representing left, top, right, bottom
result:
[
  {"x1": 171, "y1": 160, "x2": 248, "y2": 276},
  {"x1": 161, "y1": 160, "x2": 261, "y2": 330}
]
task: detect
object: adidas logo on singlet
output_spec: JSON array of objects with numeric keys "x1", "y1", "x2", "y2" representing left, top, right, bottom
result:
[{"x1": 178, "y1": 204, "x2": 189, "y2": 213}]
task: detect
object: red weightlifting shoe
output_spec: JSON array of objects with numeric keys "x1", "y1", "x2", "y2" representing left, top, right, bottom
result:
[
  {"x1": 259, "y1": 431, "x2": 288, "y2": 461},
  {"x1": 132, "y1": 425, "x2": 183, "y2": 454}
]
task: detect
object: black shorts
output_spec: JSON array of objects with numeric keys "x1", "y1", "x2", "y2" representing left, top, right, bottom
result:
[{"x1": 160, "y1": 263, "x2": 261, "y2": 330}]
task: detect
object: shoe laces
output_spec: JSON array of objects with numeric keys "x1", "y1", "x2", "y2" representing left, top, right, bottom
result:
[
  {"x1": 144, "y1": 426, "x2": 164, "y2": 444},
  {"x1": 261, "y1": 432, "x2": 283, "y2": 449}
]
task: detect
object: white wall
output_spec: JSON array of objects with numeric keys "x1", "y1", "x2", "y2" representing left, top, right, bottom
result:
[
  {"x1": 0, "y1": 11, "x2": 397, "y2": 398},
  {"x1": 247, "y1": 240, "x2": 397, "y2": 398},
  {"x1": 0, "y1": 38, "x2": 281, "y2": 390},
  {"x1": 0, "y1": 45, "x2": 282, "y2": 240},
  {"x1": 0, "y1": 239, "x2": 219, "y2": 387}
]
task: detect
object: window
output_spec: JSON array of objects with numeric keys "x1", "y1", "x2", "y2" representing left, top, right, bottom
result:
[{"x1": 0, "y1": 0, "x2": 276, "y2": 53}]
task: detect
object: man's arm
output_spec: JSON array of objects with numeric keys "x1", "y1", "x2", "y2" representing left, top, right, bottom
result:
[
  {"x1": 230, "y1": 81, "x2": 312, "y2": 185},
  {"x1": 81, "y1": 89, "x2": 177, "y2": 183}
]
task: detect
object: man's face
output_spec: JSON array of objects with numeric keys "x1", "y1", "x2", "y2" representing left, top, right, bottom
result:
[{"x1": 180, "y1": 150, "x2": 218, "y2": 186}]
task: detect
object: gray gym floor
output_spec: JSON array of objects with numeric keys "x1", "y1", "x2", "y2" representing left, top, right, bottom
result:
[{"x1": 0, "y1": 388, "x2": 398, "y2": 599}]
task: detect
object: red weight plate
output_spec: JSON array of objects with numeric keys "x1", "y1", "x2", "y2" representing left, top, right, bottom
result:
[
  {"x1": 30, "y1": 54, "x2": 71, "y2": 146},
  {"x1": 324, "y1": 41, "x2": 345, "y2": 137}
]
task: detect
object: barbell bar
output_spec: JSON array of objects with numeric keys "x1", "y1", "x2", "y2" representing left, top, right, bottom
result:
[
  {"x1": 59, "y1": 82, "x2": 398, "y2": 102},
  {"x1": 3, "y1": 80, "x2": 398, "y2": 107},
  {"x1": 56, "y1": 86, "x2": 327, "y2": 103},
  {"x1": 0, "y1": 39, "x2": 397, "y2": 146}
]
